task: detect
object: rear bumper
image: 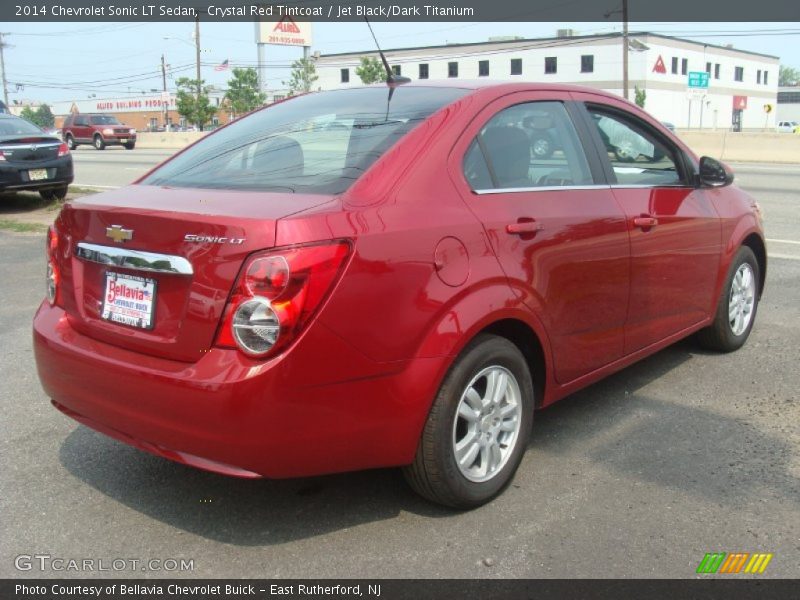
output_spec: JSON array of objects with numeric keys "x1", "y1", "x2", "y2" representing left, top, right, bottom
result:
[
  {"x1": 33, "y1": 302, "x2": 446, "y2": 479},
  {"x1": 0, "y1": 157, "x2": 73, "y2": 192}
]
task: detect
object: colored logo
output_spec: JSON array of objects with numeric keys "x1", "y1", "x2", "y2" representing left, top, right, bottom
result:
[
  {"x1": 273, "y1": 16, "x2": 301, "y2": 34},
  {"x1": 696, "y1": 552, "x2": 773, "y2": 574},
  {"x1": 106, "y1": 224, "x2": 133, "y2": 243},
  {"x1": 652, "y1": 55, "x2": 666, "y2": 74}
]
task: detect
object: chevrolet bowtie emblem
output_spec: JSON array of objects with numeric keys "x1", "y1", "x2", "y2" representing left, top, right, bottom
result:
[{"x1": 106, "y1": 225, "x2": 133, "y2": 243}]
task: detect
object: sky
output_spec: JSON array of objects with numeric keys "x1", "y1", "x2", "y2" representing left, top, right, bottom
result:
[{"x1": 2, "y1": 21, "x2": 799, "y2": 104}]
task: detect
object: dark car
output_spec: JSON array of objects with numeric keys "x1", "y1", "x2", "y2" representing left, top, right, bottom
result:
[
  {"x1": 62, "y1": 113, "x2": 136, "y2": 150},
  {"x1": 0, "y1": 114, "x2": 72, "y2": 200},
  {"x1": 35, "y1": 83, "x2": 764, "y2": 508}
]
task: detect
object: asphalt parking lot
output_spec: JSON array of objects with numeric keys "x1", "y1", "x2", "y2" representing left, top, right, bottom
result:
[{"x1": 1, "y1": 162, "x2": 798, "y2": 579}]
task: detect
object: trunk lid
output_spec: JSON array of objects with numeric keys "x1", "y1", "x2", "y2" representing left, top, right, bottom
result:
[
  {"x1": 0, "y1": 136, "x2": 61, "y2": 163},
  {"x1": 55, "y1": 185, "x2": 336, "y2": 362}
]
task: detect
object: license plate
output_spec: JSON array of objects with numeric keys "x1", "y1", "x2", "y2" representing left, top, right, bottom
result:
[
  {"x1": 101, "y1": 272, "x2": 156, "y2": 330},
  {"x1": 28, "y1": 169, "x2": 49, "y2": 181},
  {"x1": 119, "y1": 138, "x2": 128, "y2": 143}
]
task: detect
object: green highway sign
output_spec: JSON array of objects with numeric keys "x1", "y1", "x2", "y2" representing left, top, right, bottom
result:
[{"x1": 688, "y1": 71, "x2": 710, "y2": 89}]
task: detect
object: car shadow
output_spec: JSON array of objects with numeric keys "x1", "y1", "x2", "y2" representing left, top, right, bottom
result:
[
  {"x1": 59, "y1": 338, "x2": 797, "y2": 547},
  {"x1": 0, "y1": 191, "x2": 54, "y2": 215},
  {"x1": 530, "y1": 338, "x2": 798, "y2": 509},
  {"x1": 59, "y1": 426, "x2": 453, "y2": 547}
]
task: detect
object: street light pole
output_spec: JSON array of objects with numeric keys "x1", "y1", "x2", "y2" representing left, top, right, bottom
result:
[{"x1": 622, "y1": 0, "x2": 629, "y2": 100}]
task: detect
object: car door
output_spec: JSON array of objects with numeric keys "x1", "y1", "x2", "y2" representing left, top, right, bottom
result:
[
  {"x1": 449, "y1": 93, "x2": 630, "y2": 384},
  {"x1": 573, "y1": 94, "x2": 722, "y2": 354},
  {"x1": 73, "y1": 115, "x2": 90, "y2": 142}
]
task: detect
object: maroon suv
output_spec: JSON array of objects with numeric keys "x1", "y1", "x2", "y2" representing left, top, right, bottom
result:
[{"x1": 62, "y1": 113, "x2": 136, "y2": 150}]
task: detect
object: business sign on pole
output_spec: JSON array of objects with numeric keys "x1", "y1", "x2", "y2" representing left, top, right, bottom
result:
[
  {"x1": 256, "y1": 16, "x2": 313, "y2": 46},
  {"x1": 687, "y1": 71, "x2": 710, "y2": 89}
]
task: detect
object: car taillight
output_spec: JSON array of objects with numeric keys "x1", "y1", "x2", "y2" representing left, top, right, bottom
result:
[
  {"x1": 215, "y1": 241, "x2": 351, "y2": 358},
  {"x1": 57, "y1": 142, "x2": 69, "y2": 157},
  {"x1": 46, "y1": 226, "x2": 60, "y2": 306}
]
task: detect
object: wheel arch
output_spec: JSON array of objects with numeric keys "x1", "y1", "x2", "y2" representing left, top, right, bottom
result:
[
  {"x1": 480, "y1": 318, "x2": 547, "y2": 409},
  {"x1": 741, "y1": 233, "x2": 767, "y2": 298}
]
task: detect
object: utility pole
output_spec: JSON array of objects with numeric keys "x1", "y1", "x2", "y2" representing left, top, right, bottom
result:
[
  {"x1": 161, "y1": 54, "x2": 168, "y2": 128},
  {"x1": 194, "y1": 16, "x2": 202, "y2": 129},
  {"x1": 0, "y1": 33, "x2": 9, "y2": 107},
  {"x1": 255, "y1": 21, "x2": 266, "y2": 94},
  {"x1": 194, "y1": 17, "x2": 201, "y2": 96},
  {"x1": 622, "y1": 0, "x2": 629, "y2": 100}
]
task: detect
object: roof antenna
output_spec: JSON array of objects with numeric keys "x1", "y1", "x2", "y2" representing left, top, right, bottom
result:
[{"x1": 364, "y1": 17, "x2": 411, "y2": 85}]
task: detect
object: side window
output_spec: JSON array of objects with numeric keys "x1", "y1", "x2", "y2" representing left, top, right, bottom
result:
[
  {"x1": 74, "y1": 116, "x2": 88, "y2": 126},
  {"x1": 586, "y1": 106, "x2": 683, "y2": 187},
  {"x1": 463, "y1": 140, "x2": 493, "y2": 190},
  {"x1": 463, "y1": 101, "x2": 593, "y2": 191}
]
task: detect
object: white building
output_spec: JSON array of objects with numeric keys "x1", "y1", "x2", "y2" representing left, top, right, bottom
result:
[
  {"x1": 777, "y1": 86, "x2": 800, "y2": 123},
  {"x1": 314, "y1": 32, "x2": 779, "y2": 130}
]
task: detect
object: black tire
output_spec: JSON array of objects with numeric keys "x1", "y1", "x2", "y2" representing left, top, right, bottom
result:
[
  {"x1": 65, "y1": 135, "x2": 76, "y2": 150},
  {"x1": 124, "y1": 142, "x2": 136, "y2": 150},
  {"x1": 530, "y1": 134, "x2": 555, "y2": 159},
  {"x1": 38, "y1": 186, "x2": 68, "y2": 202},
  {"x1": 403, "y1": 334, "x2": 534, "y2": 509},
  {"x1": 697, "y1": 246, "x2": 760, "y2": 352},
  {"x1": 93, "y1": 135, "x2": 105, "y2": 150},
  {"x1": 613, "y1": 141, "x2": 638, "y2": 162}
]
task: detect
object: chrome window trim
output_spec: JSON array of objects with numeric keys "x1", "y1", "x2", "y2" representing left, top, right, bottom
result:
[
  {"x1": 473, "y1": 183, "x2": 695, "y2": 194},
  {"x1": 608, "y1": 184, "x2": 690, "y2": 189},
  {"x1": 473, "y1": 184, "x2": 611, "y2": 195},
  {"x1": 75, "y1": 242, "x2": 193, "y2": 276},
  {"x1": 0, "y1": 142, "x2": 61, "y2": 151}
]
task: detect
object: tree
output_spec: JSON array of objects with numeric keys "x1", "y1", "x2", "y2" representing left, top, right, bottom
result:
[
  {"x1": 779, "y1": 65, "x2": 800, "y2": 86},
  {"x1": 175, "y1": 77, "x2": 217, "y2": 130},
  {"x1": 634, "y1": 86, "x2": 646, "y2": 109},
  {"x1": 356, "y1": 56, "x2": 387, "y2": 84},
  {"x1": 225, "y1": 68, "x2": 266, "y2": 117},
  {"x1": 35, "y1": 104, "x2": 55, "y2": 128},
  {"x1": 284, "y1": 58, "x2": 318, "y2": 96},
  {"x1": 20, "y1": 106, "x2": 37, "y2": 124}
]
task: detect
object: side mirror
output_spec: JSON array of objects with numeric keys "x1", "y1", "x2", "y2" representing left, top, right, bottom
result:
[{"x1": 698, "y1": 156, "x2": 734, "y2": 187}]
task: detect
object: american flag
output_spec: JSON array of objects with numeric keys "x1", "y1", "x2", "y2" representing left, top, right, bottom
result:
[{"x1": 214, "y1": 59, "x2": 230, "y2": 72}]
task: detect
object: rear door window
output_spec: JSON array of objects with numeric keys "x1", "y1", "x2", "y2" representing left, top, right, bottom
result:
[{"x1": 463, "y1": 101, "x2": 593, "y2": 191}]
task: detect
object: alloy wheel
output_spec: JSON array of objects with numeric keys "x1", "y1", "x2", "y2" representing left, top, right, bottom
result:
[
  {"x1": 729, "y1": 262, "x2": 755, "y2": 336},
  {"x1": 452, "y1": 366, "x2": 522, "y2": 483}
]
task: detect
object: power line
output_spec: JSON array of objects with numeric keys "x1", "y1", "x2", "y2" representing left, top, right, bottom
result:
[{"x1": 6, "y1": 23, "x2": 149, "y2": 37}]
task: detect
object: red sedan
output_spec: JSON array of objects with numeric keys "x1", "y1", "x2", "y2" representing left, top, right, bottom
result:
[{"x1": 33, "y1": 82, "x2": 765, "y2": 508}]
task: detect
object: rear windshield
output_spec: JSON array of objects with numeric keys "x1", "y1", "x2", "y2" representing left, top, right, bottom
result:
[
  {"x1": 142, "y1": 86, "x2": 469, "y2": 194},
  {"x1": 0, "y1": 117, "x2": 44, "y2": 137},
  {"x1": 90, "y1": 115, "x2": 121, "y2": 125}
]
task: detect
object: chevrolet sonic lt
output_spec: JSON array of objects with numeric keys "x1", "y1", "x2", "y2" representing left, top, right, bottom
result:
[{"x1": 33, "y1": 82, "x2": 765, "y2": 508}]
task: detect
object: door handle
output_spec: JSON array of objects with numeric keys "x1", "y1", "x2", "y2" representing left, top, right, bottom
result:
[
  {"x1": 506, "y1": 219, "x2": 544, "y2": 235},
  {"x1": 633, "y1": 215, "x2": 658, "y2": 229}
]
